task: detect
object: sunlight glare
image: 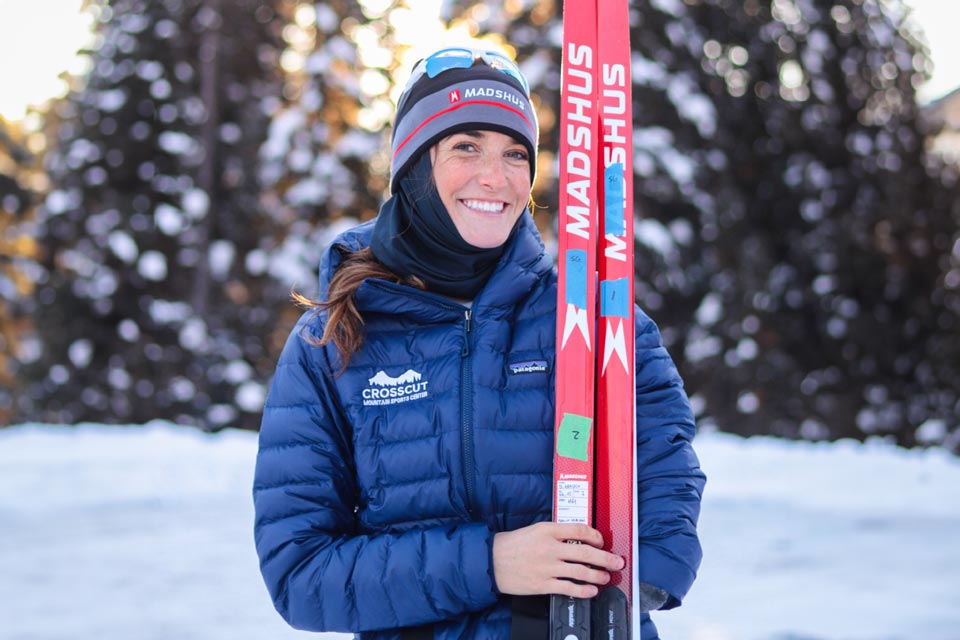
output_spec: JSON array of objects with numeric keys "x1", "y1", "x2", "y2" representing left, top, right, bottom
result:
[
  {"x1": 388, "y1": 2, "x2": 515, "y2": 106},
  {"x1": 904, "y1": 0, "x2": 960, "y2": 101},
  {"x1": 293, "y1": 3, "x2": 316, "y2": 28},
  {"x1": 0, "y1": 0, "x2": 93, "y2": 121}
]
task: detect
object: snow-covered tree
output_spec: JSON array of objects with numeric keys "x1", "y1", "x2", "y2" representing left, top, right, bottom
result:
[
  {"x1": 444, "y1": 0, "x2": 959, "y2": 450},
  {"x1": 633, "y1": 0, "x2": 957, "y2": 450},
  {"x1": 256, "y1": 0, "x2": 387, "y2": 311},
  {"x1": 19, "y1": 0, "x2": 287, "y2": 430},
  {"x1": 0, "y1": 117, "x2": 42, "y2": 422}
]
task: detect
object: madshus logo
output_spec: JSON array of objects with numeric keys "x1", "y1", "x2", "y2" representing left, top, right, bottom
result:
[
  {"x1": 448, "y1": 86, "x2": 527, "y2": 111},
  {"x1": 362, "y1": 369, "x2": 429, "y2": 406}
]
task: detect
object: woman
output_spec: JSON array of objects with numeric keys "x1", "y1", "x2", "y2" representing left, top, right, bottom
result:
[{"x1": 253, "y1": 45, "x2": 705, "y2": 639}]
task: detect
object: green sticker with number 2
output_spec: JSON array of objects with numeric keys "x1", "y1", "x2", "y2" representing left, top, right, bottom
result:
[{"x1": 557, "y1": 413, "x2": 593, "y2": 461}]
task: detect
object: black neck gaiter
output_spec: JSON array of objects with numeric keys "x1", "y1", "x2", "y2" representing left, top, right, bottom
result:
[{"x1": 370, "y1": 152, "x2": 520, "y2": 299}]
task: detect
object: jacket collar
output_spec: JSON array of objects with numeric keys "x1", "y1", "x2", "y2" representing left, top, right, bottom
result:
[{"x1": 318, "y1": 212, "x2": 552, "y2": 317}]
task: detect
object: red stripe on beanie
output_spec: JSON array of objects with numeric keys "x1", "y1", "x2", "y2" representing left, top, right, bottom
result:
[{"x1": 393, "y1": 99, "x2": 536, "y2": 160}]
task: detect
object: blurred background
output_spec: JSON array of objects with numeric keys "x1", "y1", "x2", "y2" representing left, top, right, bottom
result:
[{"x1": 1, "y1": 0, "x2": 959, "y2": 453}]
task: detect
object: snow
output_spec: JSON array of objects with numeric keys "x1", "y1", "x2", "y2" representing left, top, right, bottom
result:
[
  {"x1": 136, "y1": 60, "x2": 165, "y2": 82},
  {"x1": 117, "y1": 319, "x2": 139, "y2": 342},
  {"x1": 150, "y1": 78, "x2": 173, "y2": 101},
  {"x1": 244, "y1": 249, "x2": 269, "y2": 276},
  {"x1": 67, "y1": 339, "x2": 93, "y2": 368},
  {"x1": 157, "y1": 131, "x2": 196, "y2": 156},
  {"x1": 148, "y1": 299, "x2": 191, "y2": 324},
  {"x1": 261, "y1": 110, "x2": 307, "y2": 162},
  {"x1": 66, "y1": 138, "x2": 102, "y2": 168},
  {"x1": 108, "y1": 367, "x2": 132, "y2": 391},
  {"x1": 636, "y1": 217, "x2": 676, "y2": 256},
  {"x1": 694, "y1": 293, "x2": 723, "y2": 327},
  {"x1": 650, "y1": 0, "x2": 684, "y2": 18},
  {"x1": 96, "y1": 88, "x2": 127, "y2": 112},
  {"x1": 2, "y1": 423, "x2": 958, "y2": 639},
  {"x1": 108, "y1": 230, "x2": 139, "y2": 264},
  {"x1": 155, "y1": 202, "x2": 186, "y2": 235},
  {"x1": 43, "y1": 190, "x2": 72, "y2": 216},
  {"x1": 685, "y1": 330, "x2": 723, "y2": 363},
  {"x1": 236, "y1": 382, "x2": 267, "y2": 413},
  {"x1": 666, "y1": 75, "x2": 717, "y2": 138},
  {"x1": 209, "y1": 240, "x2": 236, "y2": 279},
  {"x1": 59, "y1": 248, "x2": 98, "y2": 278},
  {"x1": 223, "y1": 360, "x2": 254, "y2": 385},
  {"x1": 178, "y1": 317, "x2": 208, "y2": 352},
  {"x1": 336, "y1": 129, "x2": 382, "y2": 158},
  {"x1": 119, "y1": 12, "x2": 150, "y2": 35},
  {"x1": 137, "y1": 250, "x2": 168, "y2": 281},
  {"x1": 633, "y1": 127, "x2": 698, "y2": 186},
  {"x1": 183, "y1": 188, "x2": 210, "y2": 219}
]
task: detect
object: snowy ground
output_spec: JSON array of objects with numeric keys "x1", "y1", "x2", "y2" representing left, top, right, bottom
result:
[{"x1": 1, "y1": 422, "x2": 958, "y2": 640}]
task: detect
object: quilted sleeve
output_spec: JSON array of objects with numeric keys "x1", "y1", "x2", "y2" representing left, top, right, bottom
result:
[
  {"x1": 252, "y1": 314, "x2": 499, "y2": 632},
  {"x1": 633, "y1": 308, "x2": 707, "y2": 610}
]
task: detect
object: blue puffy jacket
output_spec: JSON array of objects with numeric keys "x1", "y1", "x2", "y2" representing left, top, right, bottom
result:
[{"x1": 253, "y1": 213, "x2": 705, "y2": 639}]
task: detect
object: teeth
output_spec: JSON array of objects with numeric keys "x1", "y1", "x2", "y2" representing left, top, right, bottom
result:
[{"x1": 463, "y1": 199, "x2": 505, "y2": 213}]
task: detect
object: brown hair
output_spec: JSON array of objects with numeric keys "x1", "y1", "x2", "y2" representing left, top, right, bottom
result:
[{"x1": 293, "y1": 247, "x2": 424, "y2": 369}]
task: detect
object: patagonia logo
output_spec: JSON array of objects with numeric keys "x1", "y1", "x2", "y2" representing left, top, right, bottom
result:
[
  {"x1": 362, "y1": 369, "x2": 429, "y2": 406},
  {"x1": 508, "y1": 360, "x2": 550, "y2": 375}
]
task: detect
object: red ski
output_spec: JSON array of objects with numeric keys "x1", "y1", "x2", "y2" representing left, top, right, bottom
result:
[
  {"x1": 550, "y1": 0, "x2": 599, "y2": 636},
  {"x1": 552, "y1": 0, "x2": 635, "y2": 638},
  {"x1": 594, "y1": 0, "x2": 637, "y2": 636}
]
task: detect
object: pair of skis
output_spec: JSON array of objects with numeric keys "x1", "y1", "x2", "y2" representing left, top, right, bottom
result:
[{"x1": 551, "y1": 0, "x2": 636, "y2": 639}]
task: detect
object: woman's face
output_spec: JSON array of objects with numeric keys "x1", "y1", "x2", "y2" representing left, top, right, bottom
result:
[{"x1": 430, "y1": 130, "x2": 532, "y2": 249}]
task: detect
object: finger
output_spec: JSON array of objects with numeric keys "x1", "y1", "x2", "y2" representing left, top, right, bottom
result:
[
  {"x1": 553, "y1": 523, "x2": 604, "y2": 547},
  {"x1": 560, "y1": 543, "x2": 625, "y2": 571},
  {"x1": 548, "y1": 578, "x2": 600, "y2": 599},
  {"x1": 558, "y1": 562, "x2": 612, "y2": 586}
]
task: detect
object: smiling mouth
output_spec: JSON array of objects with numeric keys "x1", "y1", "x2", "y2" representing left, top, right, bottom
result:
[{"x1": 462, "y1": 199, "x2": 507, "y2": 213}]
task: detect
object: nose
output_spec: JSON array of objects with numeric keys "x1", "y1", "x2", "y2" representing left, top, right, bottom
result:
[{"x1": 477, "y1": 152, "x2": 508, "y2": 188}]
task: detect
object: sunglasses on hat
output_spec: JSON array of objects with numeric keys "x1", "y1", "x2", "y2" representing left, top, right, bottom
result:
[{"x1": 406, "y1": 46, "x2": 530, "y2": 97}]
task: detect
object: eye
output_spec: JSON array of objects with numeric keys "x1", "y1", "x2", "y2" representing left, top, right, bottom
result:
[
  {"x1": 452, "y1": 141, "x2": 479, "y2": 152},
  {"x1": 506, "y1": 148, "x2": 529, "y2": 162}
]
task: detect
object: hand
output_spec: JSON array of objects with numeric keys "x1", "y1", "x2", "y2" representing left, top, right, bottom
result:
[{"x1": 492, "y1": 522, "x2": 625, "y2": 599}]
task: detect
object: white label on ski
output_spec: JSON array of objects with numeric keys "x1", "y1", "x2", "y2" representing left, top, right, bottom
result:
[{"x1": 556, "y1": 480, "x2": 590, "y2": 524}]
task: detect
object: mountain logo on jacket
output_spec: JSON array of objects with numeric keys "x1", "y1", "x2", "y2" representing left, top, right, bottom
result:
[{"x1": 362, "y1": 369, "x2": 430, "y2": 406}]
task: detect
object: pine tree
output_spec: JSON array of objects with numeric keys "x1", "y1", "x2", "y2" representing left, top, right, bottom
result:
[
  {"x1": 644, "y1": 0, "x2": 957, "y2": 449},
  {"x1": 20, "y1": 0, "x2": 286, "y2": 429},
  {"x1": 441, "y1": 0, "x2": 960, "y2": 450},
  {"x1": 0, "y1": 117, "x2": 42, "y2": 423},
  {"x1": 257, "y1": 0, "x2": 386, "y2": 325},
  {"x1": 914, "y1": 154, "x2": 960, "y2": 451}
]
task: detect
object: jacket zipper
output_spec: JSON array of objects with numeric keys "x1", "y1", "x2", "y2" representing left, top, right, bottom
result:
[{"x1": 460, "y1": 308, "x2": 479, "y2": 518}]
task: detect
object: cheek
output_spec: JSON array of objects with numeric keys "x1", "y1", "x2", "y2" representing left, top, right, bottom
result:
[
  {"x1": 433, "y1": 164, "x2": 467, "y2": 202},
  {"x1": 510, "y1": 173, "x2": 532, "y2": 200}
]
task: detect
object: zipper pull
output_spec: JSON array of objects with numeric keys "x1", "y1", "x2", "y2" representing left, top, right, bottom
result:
[{"x1": 462, "y1": 309, "x2": 472, "y2": 357}]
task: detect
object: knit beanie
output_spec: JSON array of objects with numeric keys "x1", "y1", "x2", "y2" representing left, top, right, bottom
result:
[{"x1": 389, "y1": 57, "x2": 538, "y2": 192}]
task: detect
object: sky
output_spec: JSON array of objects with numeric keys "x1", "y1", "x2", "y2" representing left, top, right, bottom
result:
[
  {"x1": 0, "y1": 0, "x2": 958, "y2": 122},
  {"x1": 903, "y1": 0, "x2": 960, "y2": 101},
  {"x1": 2, "y1": 420, "x2": 958, "y2": 639},
  {"x1": 0, "y1": 0, "x2": 90, "y2": 122}
]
